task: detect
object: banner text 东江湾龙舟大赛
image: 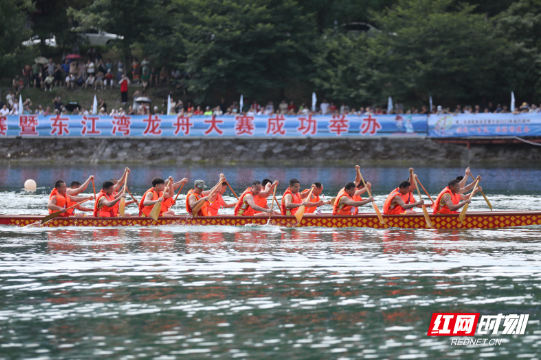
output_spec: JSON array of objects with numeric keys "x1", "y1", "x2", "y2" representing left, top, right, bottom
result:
[
  {"x1": 0, "y1": 114, "x2": 427, "y2": 138},
  {"x1": 428, "y1": 113, "x2": 541, "y2": 137}
]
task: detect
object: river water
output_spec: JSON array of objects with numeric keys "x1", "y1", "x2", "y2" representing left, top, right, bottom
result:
[{"x1": 0, "y1": 164, "x2": 540, "y2": 359}]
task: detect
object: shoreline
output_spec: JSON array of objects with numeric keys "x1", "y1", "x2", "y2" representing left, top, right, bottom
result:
[{"x1": 1, "y1": 138, "x2": 540, "y2": 165}]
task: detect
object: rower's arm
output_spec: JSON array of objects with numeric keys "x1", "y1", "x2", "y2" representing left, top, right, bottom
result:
[
  {"x1": 284, "y1": 194, "x2": 303, "y2": 209},
  {"x1": 245, "y1": 194, "x2": 272, "y2": 213},
  {"x1": 100, "y1": 194, "x2": 125, "y2": 208},
  {"x1": 47, "y1": 196, "x2": 65, "y2": 212},
  {"x1": 342, "y1": 196, "x2": 373, "y2": 207},
  {"x1": 164, "y1": 178, "x2": 174, "y2": 199},
  {"x1": 223, "y1": 202, "x2": 237, "y2": 209},
  {"x1": 76, "y1": 205, "x2": 94, "y2": 212},
  {"x1": 459, "y1": 168, "x2": 470, "y2": 189},
  {"x1": 173, "y1": 178, "x2": 188, "y2": 190},
  {"x1": 459, "y1": 186, "x2": 482, "y2": 201},
  {"x1": 113, "y1": 168, "x2": 130, "y2": 192},
  {"x1": 443, "y1": 193, "x2": 468, "y2": 211},
  {"x1": 142, "y1": 192, "x2": 162, "y2": 207},
  {"x1": 394, "y1": 195, "x2": 422, "y2": 210},
  {"x1": 354, "y1": 165, "x2": 361, "y2": 186},
  {"x1": 459, "y1": 176, "x2": 480, "y2": 194},
  {"x1": 258, "y1": 182, "x2": 278, "y2": 198},
  {"x1": 188, "y1": 193, "x2": 207, "y2": 209},
  {"x1": 67, "y1": 176, "x2": 94, "y2": 195}
]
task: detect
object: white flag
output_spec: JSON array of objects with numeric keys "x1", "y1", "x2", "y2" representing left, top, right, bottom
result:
[
  {"x1": 19, "y1": 95, "x2": 23, "y2": 115},
  {"x1": 92, "y1": 95, "x2": 98, "y2": 115},
  {"x1": 167, "y1": 95, "x2": 171, "y2": 115},
  {"x1": 429, "y1": 96, "x2": 433, "y2": 112},
  {"x1": 387, "y1": 97, "x2": 393, "y2": 113},
  {"x1": 239, "y1": 94, "x2": 244, "y2": 113},
  {"x1": 511, "y1": 92, "x2": 515, "y2": 112},
  {"x1": 312, "y1": 92, "x2": 317, "y2": 112}
]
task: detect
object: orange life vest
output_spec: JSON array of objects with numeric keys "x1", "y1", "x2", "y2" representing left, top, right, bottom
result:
[
  {"x1": 208, "y1": 193, "x2": 225, "y2": 216},
  {"x1": 139, "y1": 188, "x2": 167, "y2": 217},
  {"x1": 48, "y1": 188, "x2": 70, "y2": 217},
  {"x1": 433, "y1": 187, "x2": 461, "y2": 214},
  {"x1": 234, "y1": 188, "x2": 257, "y2": 216},
  {"x1": 94, "y1": 190, "x2": 119, "y2": 217},
  {"x1": 252, "y1": 187, "x2": 269, "y2": 214},
  {"x1": 333, "y1": 189, "x2": 354, "y2": 215},
  {"x1": 186, "y1": 189, "x2": 209, "y2": 217},
  {"x1": 383, "y1": 188, "x2": 415, "y2": 215},
  {"x1": 281, "y1": 189, "x2": 302, "y2": 215},
  {"x1": 350, "y1": 192, "x2": 364, "y2": 215},
  {"x1": 301, "y1": 188, "x2": 320, "y2": 214}
]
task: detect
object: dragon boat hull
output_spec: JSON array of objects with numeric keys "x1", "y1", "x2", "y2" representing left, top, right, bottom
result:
[{"x1": 1, "y1": 211, "x2": 540, "y2": 229}]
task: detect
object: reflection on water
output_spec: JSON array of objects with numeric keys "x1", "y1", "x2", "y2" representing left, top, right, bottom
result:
[{"x1": 0, "y1": 164, "x2": 540, "y2": 359}]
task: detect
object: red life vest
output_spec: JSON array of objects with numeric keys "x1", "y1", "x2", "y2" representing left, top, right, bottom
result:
[
  {"x1": 94, "y1": 190, "x2": 118, "y2": 217},
  {"x1": 234, "y1": 188, "x2": 257, "y2": 216},
  {"x1": 383, "y1": 188, "x2": 415, "y2": 215},
  {"x1": 301, "y1": 189, "x2": 320, "y2": 214},
  {"x1": 281, "y1": 189, "x2": 302, "y2": 215},
  {"x1": 433, "y1": 187, "x2": 461, "y2": 214},
  {"x1": 333, "y1": 188, "x2": 354, "y2": 215},
  {"x1": 48, "y1": 188, "x2": 70, "y2": 217},
  {"x1": 186, "y1": 189, "x2": 209, "y2": 216},
  {"x1": 139, "y1": 188, "x2": 167, "y2": 217}
]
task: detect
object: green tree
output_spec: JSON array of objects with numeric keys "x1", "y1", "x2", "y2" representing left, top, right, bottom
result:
[
  {"x1": 163, "y1": 0, "x2": 317, "y2": 102},
  {"x1": 367, "y1": 0, "x2": 506, "y2": 105},
  {"x1": 496, "y1": 0, "x2": 541, "y2": 101},
  {"x1": 0, "y1": 0, "x2": 34, "y2": 83}
]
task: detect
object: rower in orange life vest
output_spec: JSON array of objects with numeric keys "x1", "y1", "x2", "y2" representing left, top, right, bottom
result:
[
  {"x1": 111, "y1": 168, "x2": 137, "y2": 208},
  {"x1": 333, "y1": 182, "x2": 374, "y2": 215},
  {"x1": 67, "y1": 181, "x2": 95, "y2": 215},
  {"x1": 139, "y1": 177, "x2": 179, "y2": 217},
  {"x1": 383, "y1": 168, "x2": 426, "y2": 215},
  {"x1": 234, "y1": 180, "x2": 280, "y2": 216},
  {"x1": 93, "y1": 180, "x2": 126, "y2": 217},
  {"x1": 47, "y1": 180, "x2": 94, "y2": 216},
  {"x1": 300, "y1": 182, "x2": 331, "y2": 214},
  {"x1": 252, "y1": 178, "x2": 280, "y2": 214},
  {"x1": 433, "y1": 175, "x2": 482, "y2": 214},
  {"x1": 208, "y1": 181, "x2": 238, "y2": 216},
  {"x1": 281, "y1": 178, "x2": 316, "y2": 215},
  {"x1": 186, "y1": 174, "x2": 227, "y2": 217},
  {"x1": 160, "y1": 176, "x2": 189, "y2": 215}
]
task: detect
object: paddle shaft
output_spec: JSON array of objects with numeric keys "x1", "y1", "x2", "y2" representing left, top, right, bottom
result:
[
  {"x1": 227, "y1": 183, "x2": 239, "y2": 199},
  {"x1": 468, "y1": 172, "x2": 492, "y2": 210},
  {"x1": 268, "y1": 184, "x2": 278, "y2": 222},
  {"x1": 358, "y1": 169, "x2": 386, "y2": 225},
  {"x1": 458, "y1": 179, "x2": 480, "y2": 224},
  {"x1": 173, "y1": 182, "x2": 186, "y2": 203},
  {"x1": 410, "y1": 171, "x2": 433, "y2": 228},
  {"x1": 127, "y1": 188, "x2": 139, "y2": 207},
  {"x1": 415, "y1": 177, "x2": 434, "y2": 203},
  {"x1": 149, "y1": 179, "x2": 172, "y2": 221},
  {"x1": 92, "y1": 179, "x2": 96, "y2": 199},
  {"x1": 295, "y1": 185, "x2": 315, "y2": 223},
  {"x1": 119, "y1": 172, "x2": 128, "y2": 216},
  {"x1": 42, "y1": 198, "x2": 92, "y2": 224}
]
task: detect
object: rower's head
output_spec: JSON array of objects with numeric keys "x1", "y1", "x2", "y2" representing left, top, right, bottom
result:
[
  {"x1": 70, "y1": 181, "x2": 81, "y2": 189},
  {"x1": 55, "y1": 180, "x2": 67, "y2": 195},
  {"x1": 313, "y1": 182, "x2": 323, "y2": 196},
  {"x1": 448, "y1": 179, "x2": 461, "y2": 193},
  {"x1": 102, "y1": 180, "x2": 115, "y2": 195},
  {"x1": 152, "y1": 177, "x2": 165, "y2": 191},
  {"x1": 288, "y1": 178, "x2": 300, "y2": 194},
  {"x1": 194, "y1": 180, "x2": 207, "y2": 193},
  {"x1": 398, "y1": 180, "x2": 411, "y2": 195},
  {"x1": 262, "y1": 178, "x2": 272, "y2": 188},
  {"x1": 344, "y1": 182, "x2": 356, "y2": 197},
  {"x1": 251, "y1": 180, "x2": 262, "y2": 196},
  {"x1": 219, "y1": 181, "x2": 228, "y2": 195},
  {"x1": 456, "y1": 176, "x2": 464, "y2": 181}
]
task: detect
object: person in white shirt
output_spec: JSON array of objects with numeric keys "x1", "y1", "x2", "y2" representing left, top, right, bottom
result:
[
  {"x1": 0, "y1": 105, "x2": 9, "y2": 116},
  {"x1": 214, "y1": 106, "x2": 223, "y2": 116},
  {"x1": 320, "y1": 99, "x2": 329, "y2": 114},
  {"x1": 10, "y1": 103, "x2": 19, "y2": 115},
  {"x1": 6, "y1": 92, "x2": 14, "y2": 107},
  {"x1": 84, "y1": 74, "x2": 95, "y2": 89}
]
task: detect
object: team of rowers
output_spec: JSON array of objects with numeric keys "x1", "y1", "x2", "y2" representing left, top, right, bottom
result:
[{"x1": 47, "y1": 166, "x2": 483, "y2": 218}]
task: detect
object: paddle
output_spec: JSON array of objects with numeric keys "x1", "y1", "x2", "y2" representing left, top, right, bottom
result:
[
  {"x1": 410, "y1": 170, "x2": 433, "y2": 229},
  {"x1": 149, "y1": 179, "x2": 171, "y2": 221},
  {"x1": 415, "y1": 177, "x2": 434, "y2": 203},
  {"x1": 173, "y1": 182, "x2": 186, "y2": 203},
  {"x1": 267, "y1": 184, "x2": 278, "y2": 225},
  {"x1": 192, "y1": 178, "x2": 224, "y2": 217},
  {"x1": 127, "y1": 188, "x2": 139, "y2": 207},
  {"x1": 458, "y1": 179, "x2": 480, "y2": 225},
  {"x1": 92, "y1": 178, "x2": 96, "y2": 200},
  {"x1": 358, "y1": 168, "x2": 386, "y2": 225},
  {"x1": 118, "y1": 173, "x2": 128, "y2": 216},
  {"x1": 469, "y1": 172, "x2": 492, "y2": 211},
  {"x1": 41, "y1": 198, "x2": 92, "y2": 224},
  {"x1": 227, "y1": 183, "x2": 239, "y2": 199},
  {"x1": 295, "y1": 185, "x2": 315, "y2": 223}
]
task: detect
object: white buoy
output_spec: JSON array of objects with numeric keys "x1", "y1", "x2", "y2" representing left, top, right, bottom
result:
[{"x1": 24, "y1": 179, "x2": 37, "y2": 191}]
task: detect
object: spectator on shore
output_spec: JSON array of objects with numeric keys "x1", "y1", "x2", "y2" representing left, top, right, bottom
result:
[
  {"x1": 53, "y1": 97, "x2": 62, "y2": 112},
  {"x1": 44, "y1": 106, "x2": 51, "y2": 115},
  {"x1": 53, "y1": 63, "x2": 62, "y2": 87},
  {"x1": 194, "y1": 106, "x2": 203, "y2": 115},
  {"x1": 105, "y1": 59, "x2": 113, "y2": 73},
  {"x1": 104, "y1": 70, "x2": 114, "y2": 88},
  {"x1": 99, "y1": 107, "x2": 106, "y2": 115},
  {"x1": 142, "y1": 68, "x2": 150, "y2": 90},
  {"x1": 288, "y1": 101, "x2": 296, "y2": 114},
  {"x1": 0, "y1": 105, "x2": 9, "y2": 116},
  {"x1": 127, "y1": 106, "x2": 134, "y2": 115},
  {"x1": 279, "y1": 100, "x2": 288, "y2": 114},
  {"x1": 150, "y1": 67, "x2": 158, "y2": 87},
  {"x1": 84, "y1": 73, "x2": 95, "y2": 89},
  {"x1": 6, "y1": 91, "x2": 14, "y2": 108},
  {"x1": 214, "y1": 106, "x2": 223, "y2": 116},
  {"x1": 265, "y1": 101, "x2": 273, "y2": 114},
  {"x1": 61, "y1": 59, "x2": 70, "y2": 79},
  {"x1": 132, "y1": 58, "x2": 140, "y2": 83},
  {"x1": 320, "y1": 99, "x2": 329, "y2": 114},
  {"x1": 98, "y1": 98, "x2": 107, "y2": 113},
  {"x1": 116, "y1": 60, "x2": 125, "y2": 82},
  {"x1": 203, "y1": 106, "x2": 213, "y2": 115},
  {"x1": 66, "y1": 73, "x2": 75, "y2": 89},
  {"x1": 47, "y1": 59, "x2": 55, "y2": 78},
  {"x1": 95, "y1": 72, "x2": 104, "y2": 90},
  {"x1": 120, "y1": 74, "x2": 129, "y2": 105},
  {"x1": 159, "y1": 67, "x2": 168, "y2": 85},
  {"x1": 78, "y1": 61, "x2": 87, "y2": 81},
  {"x1": 44, "y1": 73, "x2": 54, "y2": 91},
  {"x1": 22, "y1": 64, "x2": 31, "y2": 88},
  {"x1": 32, "y1": 62, "x2": 41, "y2": 88},
  {"x1": 97, "y1": 59, "x2": 107, "y2": 75},
  {"x1": 329, "y1": 102, "x2": 337, "y2": 114}
]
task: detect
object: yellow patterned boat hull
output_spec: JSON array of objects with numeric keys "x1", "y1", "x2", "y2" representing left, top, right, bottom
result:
[{"x1": 2, "y1": 211, "x2": 541, "y2": 229}]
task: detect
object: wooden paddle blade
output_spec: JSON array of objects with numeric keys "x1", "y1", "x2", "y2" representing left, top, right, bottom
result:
[
  {"x1": 41, "y1": 210, "x2": 62, "y2": 224},
  {"x1": 458, "y1": 203, "x2": 469, "y2": 224},
  {"x1": 372, "y1": 203, "x2": 386, "y2": 225},
  {"x1": 295, "y1": 205, "x2": 306, "y2": 222},
  {"x1": 481, "y1": 191, "x2": 493, "y2": 211},
  {"x1": 119, "y1": 198, "x2": 126, "y2": 216},
  {"x1": 330, "y1": 197, "x2": 336, "y2": 206},
  {"x1": 421, "y1": 205, "x2": 433, "y2": 228},
  {"x1": 149, "y1": 201, "x2": 162, "y2": 221}
]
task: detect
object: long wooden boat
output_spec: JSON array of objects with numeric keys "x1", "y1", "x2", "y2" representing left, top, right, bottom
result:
[{"x1": 1, "y1": 211, "x2": 540, "y2": 229}]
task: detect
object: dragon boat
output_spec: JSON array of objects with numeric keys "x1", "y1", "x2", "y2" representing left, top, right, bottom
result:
[{"x1": 1, "y1": 211, "x2": 540, "y2": 229}]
